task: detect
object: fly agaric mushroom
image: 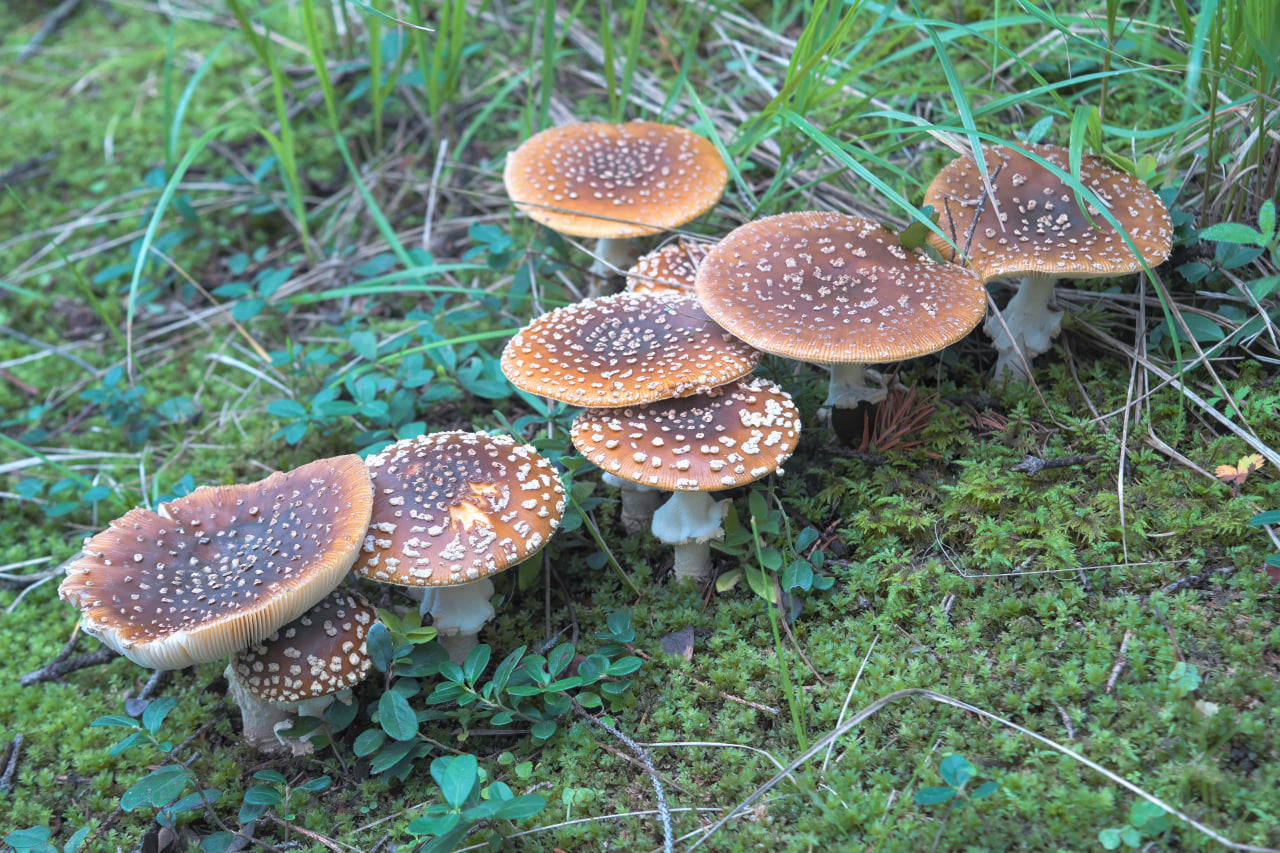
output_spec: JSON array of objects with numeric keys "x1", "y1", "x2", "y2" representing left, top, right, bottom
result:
[
  {"x1": 503, "y1": 121, "x2": 728, "y2": 292},
  {"x1": 571, "y1": 377, "x2": 800, "y2": 583},
  {"x1": 58, "y1": 456, "x2": 374, "y2": 670},
  {"x1": 924, "y1": 143, "x2": 1172, "y2": 380},
  {"x1": 499, "y1": 291, "x2": 761, "y2": 408},
  {"x1": 225, "y1": 587, "x2": 376, "y2": 754},
  {"x1": 626, "y1": 239, "x2": 711, "y2": 295},
  {"x1": 352, "y1": 431, "x2": 565, "y2": 663},
  {"x1": 695, "y1": 212, "x2": 985, "y2": 434}
]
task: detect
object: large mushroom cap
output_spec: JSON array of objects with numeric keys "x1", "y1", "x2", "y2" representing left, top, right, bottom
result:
[
  {"x1": 229, "y1": 588, "x2": 376, "y2": 707},
  {"x1": 923, "y1": 143, "x2": 1173, "y2": 281},
  {"x1": 500, "y1": 291, "x2": 761, "y2": 407},
  {"x1": 502, "y1": 121, "x2": 729, "y2": 239},
  {"x1": 626, "y1": 239, "x2": 711, "y2": 295},
  {"x1": 695, "y1": 212, "x2": 986, "y2": 365},
  {"x1": 58, "y1": 456, "x2": 374, "y2": 670},
  {"x1": 353, "y1": 431, "x2": 566, "y2": 588},
  {"x1": 570, "y1": 377, "x2": 800, "y2": 492}
]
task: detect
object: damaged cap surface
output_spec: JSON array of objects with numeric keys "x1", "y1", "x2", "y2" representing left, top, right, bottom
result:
[
  {"x1": 353, "y1": 431, "x2": 565, "y2": 588},
  {"x1": 230, "y1": 588, "x2": 376, "y2": 705},
  {"x1": 695, "y1": 211, "x2": 986, "y2": 365},
  {"x1": 500, "y1": 291, "x2": 760, "y2": 407},
  {"x1": 570, "y1": 377, "x2": 800, "y2": 491},
  {"x1": 58, "y1": 456, "x2": 374, "y2": 670},
  {"x1": 503, "y1": 121, "x2": 729, "y2": 239},
  {"x1": 923, "y1": 143, "x2": 1173, "y2": 281}
]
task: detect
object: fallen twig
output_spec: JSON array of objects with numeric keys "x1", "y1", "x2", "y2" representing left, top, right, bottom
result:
[
  {"x1": 1105, "y1": 630, "x2": 1133, "y2": 695},
  {"x1": 1161, "y1": 565, "x2": 1238, "y2": 595},
  {"x1": 20, "y1": 647, "x2": 119, "y2": 686},
  {"x1": 574, "y1": 704, "x2": 674, "y2": 853},
  {"x1": 1010, "y1": 453, "x2": 1104, "y2": 476},
  {"x1": 16, "y1": 0, "x2": 84, "y2": 63},
  {"x1": 0, "y1": 734, "x2": 22, "y2": 792}
]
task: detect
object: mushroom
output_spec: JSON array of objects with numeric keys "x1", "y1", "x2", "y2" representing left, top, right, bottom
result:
[
  {"x1": 625, "y1": 238, "x2": 711, "y2": 295},
  {"x1": 924, "y1": 143, "x2": 1172, "y2": 380},
  {"x1": 351, "y1": 431, "x2": 566, "y2": 663},
  {"x1": 58, "y1": 456, "x2": 374, "y2": 670},
  {"x1": 500, "y1": 290, "x2": 759, "y2": 528},
  {"x1": 695, "y1": 212, "x2": 985, "y2": 437},
  {"x1": 571, "y1": 378, "x2": 800, "y2": 583},
  {"x1": 224, "y1": 588, "x2": 376, "y2": 755},
  {"x1": 503, "y1": 121, "x2": 728, "y2": 293}
]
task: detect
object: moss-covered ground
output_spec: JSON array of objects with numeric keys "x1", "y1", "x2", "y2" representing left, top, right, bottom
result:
[{"x1": 2, "y1": 1, "x2": 1278, "y2": 851}]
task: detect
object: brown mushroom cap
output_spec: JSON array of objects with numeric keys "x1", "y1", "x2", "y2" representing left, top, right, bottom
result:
[
  {"x1": 502, "y1": 121, "x2": 729, "y2": 239},
  {"x1": 626, "y1": 239, "x2": 711, "y2": 295},
  {"x1": 352, "y1": 431, "x2": 565, "y2": 588},
  {"x1": 500, "y1": 291, "x2": 761, "y2": 407},
  {"x1": 229, "y1": 588, "x2": 376, "y2": 705},
  {"x1": 570, "y1": 377, "x2": 800, "y2": 492},
  {"x1": 695, "y1": 212, "x2": 987, "y2": 365},
  {"x1": 923, "y1": 143, "x2": 1173, "y2": 281},
  {"x1": 58, "y1": 456, "x2": 374, "y2": 670}
]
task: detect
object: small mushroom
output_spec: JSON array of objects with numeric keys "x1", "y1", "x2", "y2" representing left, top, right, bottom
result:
[
  {"x1": 625, "y1": 239, "x2": 711, "y2": 295},
  {"x1": 225, "y1": 588, "x2": 376, "y2": 755},
  {"x1": 571, "y1": 378, "x2": 800, "y2": 583},
  {"x1": 924, "y1": 143, "x2": 1172, "y2": 380},
  {"x1": 500, "y1": 291, "x2": 761, "y2": 408},
  {"x1": 58, "y1": 456, "x2": 374, "y2": 670},
  {"x1": 503, "y1": 121, "x2": 728, "y2": 294},
  {"x1": 695, "y1": 212, "x2": 985, "y2": 438},
  {"x1": 352, "y1": 431, "x2": 566, "y2": 663}
]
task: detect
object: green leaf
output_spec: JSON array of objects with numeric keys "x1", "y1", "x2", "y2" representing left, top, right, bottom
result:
[
  {"x1": 349, "y1": 330, "x2": 378, "y2": 361},
  {"x1": 914, "y1": 786, "x2": 956, "y2": 805},
  {"x1": 109, "y1": 730, "x2": 150, "y2": 756},
  {"x1": 437, "y1": 754, "x2": 479, "y2": 809},
  {"x1": 1200, "y1": 222, "x2": 1265, "y2": 245},
  {"x1": 1130, "y1": 799, "x2": 1167, "y2": 829},
  {"x1": 298, "y1": 775, "x2": 332, "y2": 793},
  {"x1": 462, "y1": 643, "x2": 491, "y2": 684},
  {"x1": 971, "y1": 781, "x2": 999, "y2": 800},
  {"x1": 200, "y1": 831, "x2": 235, "y2": 853},
  {"x1": 352, "y1": 728, "x2": 386, "y2": 757},
  {"x1": 939, "y1": 755, "x2": 975, "y2": 788},
  {"x1": 243, "y1": 785, "x2": 284, "y2": 806},
  {"x1": 379, "y1": 690, "x2": 419, "y2": 741},
  {"x1": 1259, "y1": 200, "x2": 1276, "y2": 240},
  {"x1": 1120, "y1": 826, "x2": 1142, "y2": 847},
  {"x1": 495, "y1": 794, "x2": 547, "y2": 820},
  {"x1": 531, "y1": 719, "x2": 557, "y2": 740},
  {"x1": 1250, "y1": 510, "x2": 1280, "y2": 525},
  {"x1": 121, "y1": 765, "x2": 190, "y2": 811},
  {"x1": 607, "y1": 656, "x2": 642, "y2": 677},
  {"x1": 4, "y1": 828, "x2": 51, "y2": 846},
  {"x1": 252, "y1": 769, "x2": 287, "y2": 785},
  {"x1": 547, "y1": 643, "x2": 575, "y2": 678},
  {"x1": 406, "y1": 812, "x2": 462, "y2": 838},
  {"x1": 366, "y1": 622, "x2": 394, "y2": 672},
  {"x1": 92, "y1": 715, "x2": 140, "y2": 729},
  {"x1": 1098, "y1": 828, "x2": 1123, "y2": 850}
]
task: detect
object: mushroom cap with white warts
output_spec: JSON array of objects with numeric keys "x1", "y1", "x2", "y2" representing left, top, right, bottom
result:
[
  {"x1": 570, "y1": 377, "x2": 800, "y2": 492},
  {"x1": 58, "y1": 456, "x2": 374, "y2": 670},
  {"x1": 923, "y1": 143, "x2": 1173, "y2": 282},
  {"x1": 352, "y1": 431, "x2": 565, "y2": 589},
  {"x1": 503, "y1": 121, "x2": 728, "y2": 239},
  {"x1": 626, "y1": 239, "x2": 711, "y2": 295},
  {"x1": 695, "y1": 212, "x2": 986, "y2": 365},
  {"x1": 500, "y1": 291, "x2": 760, "y2": 407}
]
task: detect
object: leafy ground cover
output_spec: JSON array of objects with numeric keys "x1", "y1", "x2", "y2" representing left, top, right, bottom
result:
[{"x1": 1, "y1": 1, "x2": 1278, "y2": 851}]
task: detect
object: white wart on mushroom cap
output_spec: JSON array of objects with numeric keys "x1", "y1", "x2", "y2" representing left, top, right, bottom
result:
[
  {"x1": 923, "y1": 143, "x2": 1173, "y2": 281},
  {"x1": 570, "y1": 377, "x2": 800, "y2": 492},
  {"x1": 695, "y1": 212, "x2": 987, "y2": 365},
  {"x1": 352, "y1": 431, "x2": 566, "y2": 588},
  {"x1": 500, "y1": 291, "x2": 761, "y2": 407},
  {"x1": 503, "y1": 121, "x2": 729, "y2": 239},
  {"x1": 626, "y1": 239, "x2": 711, "y2": 295},
  {"x1": 228, "y1": 588, "x2": 376, "y2": 708},
  {"x1": 58, "y1": 456, "x2": 374, "y2": 671}
]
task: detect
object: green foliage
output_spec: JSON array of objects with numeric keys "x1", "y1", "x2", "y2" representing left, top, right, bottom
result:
[
  {"x1": 1098, "y1": 799, "x2": 1173, "y2": 849},
  {"x1": 404, "y1": 754, "x2": 547, "y2": 852},
  {"x1": 913, "y1": 754, "x2": 1001, "y2": 808}
]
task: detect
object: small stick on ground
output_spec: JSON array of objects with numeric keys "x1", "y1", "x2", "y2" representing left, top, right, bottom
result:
[
  {"x1": 1049, "y1": 700, "x2": 1076, "y2": 740},
  {"x1": 16, "y1": 0, "x2": 84, "y2": 63},
  {"x1": 1106, "y1": 630, "x2": 1133, "y2": 695},
  {"x1": 20, "y1": 647, "x2": 120, "y2": 686},
  {"x1": 1162, "y1": 565, "x2": 1238, "y2": 595},
  {"x1": 574, "y1": 704, "x2": 674, "y2": 853},
  {"x1": 1149, "y1": 601, "x2": 1185, "y2": 664},
  {"x1": 0, "y1": 734, "x2": 22, "y2": 792},
  {"x1": 263, "y1": 814, "x2": 345, "y2": 853},
  {"x1": 1011, "y1": 453, "x2": 1104, "y2": 476}
]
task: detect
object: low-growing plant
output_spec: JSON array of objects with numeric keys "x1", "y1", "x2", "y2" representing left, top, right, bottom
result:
[
  {"x1": 1098, "y1": 799, "x2": 1173, "y2": 850},
  {"x1": 403, "y1": 753, "x2": 548, "y2": 853}
]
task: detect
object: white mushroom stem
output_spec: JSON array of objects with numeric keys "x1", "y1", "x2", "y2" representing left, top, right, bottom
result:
[
  {"x1": 825, "y1": 362, "x2": 888, "y2": 409},
  {"x1": 602, "y1": 472, "x2": 664, "y2": 532},
  {"x1": 651, "y1": 490, "x2": 728, "y2": 583},
  {"x1": 224, "y1": 665, "x2": 348, "y2": 756},
  {"x1": 587, "y1": 238, "x2": 639, "y2": 297},
  {"x1": 418, "y1": 577, "x2": 496, "y2": 664},
  {"x1": 985, "y1": 274, "x2": 1063, "y2": 382}
]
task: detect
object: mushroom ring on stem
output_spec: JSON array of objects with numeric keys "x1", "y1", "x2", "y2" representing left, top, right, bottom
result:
[
  {"x1": 225, "y1": 588, "x2": 376, "y2": 754},
  {"x1": 58, "y1": 456, "x2": 374, "y2": 670},
  {"x1": 503, "y1": 121, "x2": 728, "y2": 293},
  {"x1": 695, "y1": 212, "x2": 986, "y2": 418},
  {"x1": 351, "y1": 431, "x2": 565, "y2": 664},
  {"x1": 571, "y1": 378, "x2": 801, "y2": 583},
  {"x1": 924, "y1": 143, "x2": 1172, "y2": 380}
]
